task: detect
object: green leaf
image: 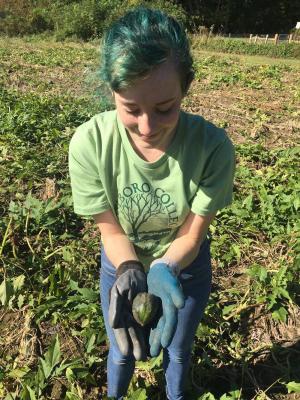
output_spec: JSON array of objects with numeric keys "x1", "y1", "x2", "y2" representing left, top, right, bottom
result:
[
  {"x1": 69, "y1": 280, "x2": 98, "y2": 301},
  {"x1": 24, "y1": 192, "x2": 43, "y2": 222},
  {"x1": 247, "y1": 264, "x2": 268, "y2": 282},
  {"x1": 21, "y1": 385, "x2": 37, "y2": 400},
  {"x1": 39, "y1": 335, "x2": 61, "y2": 379},
  {"x1": 0, "y1": 278, "x2": 14, "y2": 306},
  {"x1": 286, "y1": 381, "x2": 300, "y2": 393},
  {"x1": 232, "y1": 244, "x2": 241, "y2": 260},
  {"x1": 24, "y1": 192, "x2": 42, "y2": 210},
  {"x1": 65, "y1": 392, "x2": 81, "y2": 400},
  {"x1": 62, "y1": 246, "x2": 73, "y2": 262},
  {"x1": 13, "y1": 275, "x2": 25, "y2": 291},
  {"x1": 18, "y1": 294, "x2": 25, "y2": 309},
  {"x1": 4, "y1": 394, "x2": 17, "y2": 400},
  {"x1": 127, "y1": 388, "x2": 147, "y2": 400},
  {"x1": 242, "y1": 192, "x2": 254, "y2": 211},
  {"x1": 66, "y1": 367, "x2": 75, "y2": 382},
  {"x1": 199, "y1": 393, "x2": 216, "y2": 400},
  {"x1": 276, "y1": 287, "x2": 292, "y2": 302},
  {"x1": 222, "y1": 304, "x2": 236, "y2": 316},
  {"x1": 267, "y1": 293, "x2": 277, "y2": 309},
  {"x1": 86, "y1": 333, "x2": 96, "y2": 354},
  {"x1": 136, "y1": 350, "x2": 163, "y2": 370},
  {"x1": 272, "y1": 306, "x2": 288, "y2": 322},
  {"x1": 275, "y1": 266, "x2": 288, "y2": 285},
  {"x1": 47, "y1": 334, "x2": 61, "y2": 370},
  {"x1": 77, "y1": 287, "x2": 98, "y2": 301},
  {"x1": 220, "y1": 389, "x2": 241, "y2": 399},
  {"x1": 8, "y1": 367, "x2": 30, "y2": 379},
  {"x1": 293, "y1": 197, "x2": 300, "y2": 211},
  {"x1": 81, "y1": 318, "x2": 90, "y2": 328},
  {"x1": 44, "y1": 198, "x2": 61, "y2": 214},
  {"x1": 40, "y1": 358, "x2": 52, "y2": 380}
]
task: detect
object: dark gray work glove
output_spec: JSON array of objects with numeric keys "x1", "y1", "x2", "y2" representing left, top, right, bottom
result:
[{"x1": 109, "y1": 260, "x2": 148, "y2": 361}]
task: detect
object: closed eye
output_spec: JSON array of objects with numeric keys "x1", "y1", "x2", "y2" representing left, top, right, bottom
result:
[
  {"x1": 126, "y1": 109, "x2": 139, "y2": 115},
  {"x1": 156, "y1": 108, "x2": 172, "y2": 114},
  {"x1": 126, "y1": 108, "x2": 172, "y2": 115}
]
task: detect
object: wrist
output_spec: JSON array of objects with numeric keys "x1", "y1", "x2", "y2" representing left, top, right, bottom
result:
[
  {"x1": 117, "y1": 260, "x2": 145, "y2": 277},
  {"x1": 150, "y1": 258, "x2": 181, "y2": 277}
]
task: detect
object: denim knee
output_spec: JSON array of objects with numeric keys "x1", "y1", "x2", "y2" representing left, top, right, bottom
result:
[
  {"x1": 164, "y1": 347, "x2": 191, "y2": 364},
  {"x1": 111, "y1": 347, "x2": 135, "y2": 365}
]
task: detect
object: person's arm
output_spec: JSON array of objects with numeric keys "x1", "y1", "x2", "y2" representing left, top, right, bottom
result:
[
  {"x1": 93, "y1": 209, "x2": 139, "y2": 267},
  {"x1": 94, "y1": 209, "x2": 148, "y2": 361},
  {"x1": 147, "y1": 210, "x2": 215, "y2": 356},
  {"x1": 162, "y1": 210, "x2": 216, "y2": 270}
]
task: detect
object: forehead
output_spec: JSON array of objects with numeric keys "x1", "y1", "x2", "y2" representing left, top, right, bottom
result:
[{"x1": 114, "y1": 60, "x2": 182, "y2": 105}]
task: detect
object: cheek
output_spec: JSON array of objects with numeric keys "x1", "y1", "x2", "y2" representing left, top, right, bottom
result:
[
  {"x1": 117, "y1": 108, "x2": 136, "y2": 129},
  {"x1": 164, "y1": 110, "x2": 180, "y2": 125},
  {"x1": 162, "y1": 107, "x2": 181, "y2": 127}
]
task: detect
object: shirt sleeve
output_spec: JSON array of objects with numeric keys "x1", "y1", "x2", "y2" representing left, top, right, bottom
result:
[
  {"x1": 191, "y1": 135, "x2": 235, "y2": 216},
  {"x1": 68, "y1": 124, "x2": 110, "y2": 216}
]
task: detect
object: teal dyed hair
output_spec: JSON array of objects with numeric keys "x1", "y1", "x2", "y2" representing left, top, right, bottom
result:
[{"x1": 99, "y1": 7, "x2": 194, "y2": 94}]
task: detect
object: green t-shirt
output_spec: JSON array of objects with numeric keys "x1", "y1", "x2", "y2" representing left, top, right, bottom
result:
[{"x1": 69, "y1": 109, "x2": 235, "y2": 267}]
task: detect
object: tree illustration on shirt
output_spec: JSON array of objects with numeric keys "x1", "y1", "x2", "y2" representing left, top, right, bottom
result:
[{"x1": 117, "y1": 182, "x2": 178, "y2": 248}]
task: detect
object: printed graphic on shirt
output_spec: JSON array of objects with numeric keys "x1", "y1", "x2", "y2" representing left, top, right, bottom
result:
[{"x1": 117, "y1": 182, "x2": 179, "y2": 254}]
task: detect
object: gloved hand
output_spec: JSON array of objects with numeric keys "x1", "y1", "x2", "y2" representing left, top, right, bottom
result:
[
  {"x1": 109, "y1": 260, "x2": 148, "y2": 361},
  {"x1": 147, "y1": 259, "x2": 185, "y2": 357}
]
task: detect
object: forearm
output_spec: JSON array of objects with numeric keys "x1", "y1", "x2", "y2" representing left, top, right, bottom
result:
[
  {"x1": 101, "y1": 232, "x2": 138, "y2": 267},
  {"x1": 162, "y1": 212, "x2": 215, "y2": 270},
  {"x1": 162, "y1": 233, "x2": 205, "y2": 270},
  {"x1": 93, "y1": 210, "x2": 138, "y2": 268}
]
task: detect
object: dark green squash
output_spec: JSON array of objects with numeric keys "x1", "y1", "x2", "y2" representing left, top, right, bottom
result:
[{"x1": 132, "y1": 292, "x2": 159, "y2": 326}]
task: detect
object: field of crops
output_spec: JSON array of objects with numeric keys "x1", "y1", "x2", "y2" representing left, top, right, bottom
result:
[{"x1": 0, "y1": 37, "x2": 299, "y2": 400}]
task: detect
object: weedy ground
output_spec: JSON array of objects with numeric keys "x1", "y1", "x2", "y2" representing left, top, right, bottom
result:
[{"x1": 0, "y1": 37, "x2": 299, "y2": 400}]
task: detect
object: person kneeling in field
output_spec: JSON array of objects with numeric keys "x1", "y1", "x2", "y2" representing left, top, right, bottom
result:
[{"x1": 69, "y1": 7, "x2": 235, "y2": 400}]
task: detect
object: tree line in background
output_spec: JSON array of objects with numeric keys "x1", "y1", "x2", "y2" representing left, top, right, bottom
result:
[
  {"x1": 0, "y1": 0, "x2": 187, "y2": 40},
  {"x1": 179, "y1": 0, "x2": 300, "y2": 34},
  {"x1": 0, "y1": 0, "x2": 299, "y2": 40}
]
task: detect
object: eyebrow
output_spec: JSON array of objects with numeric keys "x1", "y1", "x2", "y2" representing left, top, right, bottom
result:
[{"x1": 122, "y1": 97, "x2": 176, "y2": 106}]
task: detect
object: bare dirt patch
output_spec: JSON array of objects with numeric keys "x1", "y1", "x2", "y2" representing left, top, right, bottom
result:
[{"x1": 182, "y1": 80, "x2": 300, "y2": 148}]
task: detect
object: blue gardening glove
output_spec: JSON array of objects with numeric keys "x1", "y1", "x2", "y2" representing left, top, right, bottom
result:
[
  {"x1": 147, "y1": 259, "x2": 185, "y2": 357},
  {"x1": 109, "y1": 260, "x2": 148, "y2": 361}
]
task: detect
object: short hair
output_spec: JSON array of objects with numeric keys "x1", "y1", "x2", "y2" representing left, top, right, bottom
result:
[{"x1": 99, "y1": 7, "x2": 194, "y2": 95}]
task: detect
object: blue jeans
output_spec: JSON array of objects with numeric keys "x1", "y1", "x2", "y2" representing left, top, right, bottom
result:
[{"x1": 99, "y1": 239, "x2": 212, "y2": 400}]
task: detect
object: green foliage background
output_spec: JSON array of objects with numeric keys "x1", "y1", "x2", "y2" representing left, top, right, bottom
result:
[
  {"x1": 1, "y1": 0, "x2": 300, "y2": 60},
  {"x1": 1, "y1": 0, "x2": 300, "y2": 38},
  {"x1": 180, "y1": 0, "x2": 300, "y2": 34},
  {"x1": 0, "y1": 0, "x2": 187, "y2": 40}
]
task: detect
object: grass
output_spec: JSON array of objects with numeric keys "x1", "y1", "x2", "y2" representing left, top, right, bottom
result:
[
  {"x1": 194, "y1": 49, "x2": 300, "y2": 68},
  {"x1": 0, "y1": 37, "x2": 299, "y2": 400},
  {"x1": 190, "y1": 36, "x2": 300, "y2": 59}
]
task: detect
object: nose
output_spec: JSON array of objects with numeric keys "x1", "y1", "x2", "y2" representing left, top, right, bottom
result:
[{"x1": 137, "y1": 112, "x2": 158, "y2": 136}]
